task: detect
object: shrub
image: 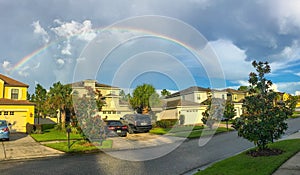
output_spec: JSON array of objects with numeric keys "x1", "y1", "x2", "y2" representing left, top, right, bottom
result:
[{"x1": 156, "y1": 119, "x2": 178, "y2": 128}]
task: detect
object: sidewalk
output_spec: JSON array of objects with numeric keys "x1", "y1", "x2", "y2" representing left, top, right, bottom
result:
[
  {"x1": 0, "y1": 133, "x2": 64, "y2": 161},
  {"x1": 273, "y1": 131, "x2": 300, "y2": 175}
]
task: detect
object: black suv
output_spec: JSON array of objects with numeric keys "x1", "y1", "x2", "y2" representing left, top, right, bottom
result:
[{"x1": 121, "y1": 114, "x2": 152, "y2": 134}]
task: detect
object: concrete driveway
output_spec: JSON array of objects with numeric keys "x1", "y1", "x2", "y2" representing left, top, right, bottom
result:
[{"x1": 0, "y1": 133, "x2": 63, "y2": 161}]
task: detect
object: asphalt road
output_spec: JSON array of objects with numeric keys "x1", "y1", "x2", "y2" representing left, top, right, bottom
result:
[{"x1": 1, "y1": 118, "x2": 300, "y2": 175}]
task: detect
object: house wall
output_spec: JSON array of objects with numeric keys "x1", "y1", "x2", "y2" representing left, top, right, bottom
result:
[
  {"x1": 4, "y1": 87, "x2": 27, "y2": 100},
  {"x1": 182, "y1": 92, "x2": 208, "y2": 104}
]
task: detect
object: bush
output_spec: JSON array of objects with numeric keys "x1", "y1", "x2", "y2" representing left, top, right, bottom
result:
[
  {"x1": 156, "y1": 119, "x2": 178, "y2": 128},
  {"x1": 41, "y1": 124, "x2": 56, "y2": 131}
]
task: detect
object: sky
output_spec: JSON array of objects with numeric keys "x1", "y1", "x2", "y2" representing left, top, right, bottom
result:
[{"x1": 0, "y1": 0, "x2": 300, "y2": 95}]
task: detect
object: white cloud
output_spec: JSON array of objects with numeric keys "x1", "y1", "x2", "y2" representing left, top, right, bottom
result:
[
  {"x1": 32, "y1": 21, "x2": 50, "y2": 43},
  {"x1": 61, "y1": 40, "x2": 72, "y2": 55},
  {"x1": 275, "y1": 81, "x2": 300, "y2": 94},
  {"x1": 2, "y1": 61, "x2": 12, "y2": 73},
  {"x1": 208, "y1": 39, "x2": 253, "y2": 80},
  {"x1": 56, "y1": 58, "x2": 65, "y2": 66},
  {"x1": 17, "y1": 66, "x2": 30, "y2": 77},
  {"x1": 51, "y1": 20, "x2": 96, "y2": 41},
  {"x1": 268, "y1": 0, "x2": 300, "y2": 34},
  {"x1": 270, "y1": 40, "x2": 300, "y2": 71}
]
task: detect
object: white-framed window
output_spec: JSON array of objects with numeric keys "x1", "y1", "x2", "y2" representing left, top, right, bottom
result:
[{"x1": 11, "y1": 89, "x2": 19, "y2": 99}]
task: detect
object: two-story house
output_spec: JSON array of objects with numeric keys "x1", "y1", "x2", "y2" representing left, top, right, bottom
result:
[
  {"x1": 71, "y1": 79, "x2": 131, "y2": 120},
  {"x1": 159, "y1": 86, "x2": 212, "y2": 125},
  {"x1": 0, "y1": 74, "x2": 35, "y2": 132}
]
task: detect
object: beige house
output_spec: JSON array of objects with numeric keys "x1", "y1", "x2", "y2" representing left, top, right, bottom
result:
[
  {"x1": 71, "y1": 80, "x2": 131, "y2": 120},
  {"x1": 159, "y1": 99, "x2": 207, "y2": 125}
]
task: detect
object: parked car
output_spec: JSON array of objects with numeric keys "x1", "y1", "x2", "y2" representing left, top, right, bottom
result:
[
  {"x1": 121, "y1": 114, "x2": 152, "y2": 134},
  {"x1": 105, "y1": 120, "x2": 128, "y2": 137},
  {"x1": 0, "y1": 120, "x2": 10, "y2": 141}
]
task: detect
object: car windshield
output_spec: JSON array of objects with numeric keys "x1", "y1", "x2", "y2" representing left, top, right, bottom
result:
[
  {"x1": 107, "y1": 121, "x2": 122, "y2": 126},
  {"x1": 136, "y1": 115, "x2": 150, "y2": 120}
]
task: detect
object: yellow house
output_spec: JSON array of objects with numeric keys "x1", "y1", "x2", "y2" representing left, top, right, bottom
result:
[{"x1": 0, "y1": 74, "x2": 35, "y2": 132}]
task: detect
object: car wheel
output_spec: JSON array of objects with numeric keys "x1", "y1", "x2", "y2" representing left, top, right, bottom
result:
[{"x1": 128, "y1": 126, "x2": 134, "y2": 134}]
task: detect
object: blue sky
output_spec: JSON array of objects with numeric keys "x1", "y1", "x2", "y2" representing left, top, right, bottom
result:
[{"x1": 0, "y1": 0, "x2": 300, "y2": 95}]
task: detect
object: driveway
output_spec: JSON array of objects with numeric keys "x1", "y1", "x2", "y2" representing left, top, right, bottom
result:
[
  {"x1": 107, "y1": 132, "x2": 186, "y2": 151},
  {"x1": 0, "y1": 133, "x2": 63, "y2": 161}
]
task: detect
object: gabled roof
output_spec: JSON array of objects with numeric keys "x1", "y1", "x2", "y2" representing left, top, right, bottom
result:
[
  {"x1": 70, "y1": 80, "x2": 119, "y2": 89},
  {"x1": 166, "y1": 86, "x2": 210, "y2": 99},
  {"x1": 0, "y1": 74, "x2": 28, "y2": 87},
  {"x1": 166, "y1": 99, "x2": 201, "y2": 108},
  {"x1": 0, "y1": 99, "x2": 35, "y2": 105}
]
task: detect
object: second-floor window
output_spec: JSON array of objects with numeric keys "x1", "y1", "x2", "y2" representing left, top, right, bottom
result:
[{"x1": 11, "y1": 89, "x2": 19, "y2": 99}]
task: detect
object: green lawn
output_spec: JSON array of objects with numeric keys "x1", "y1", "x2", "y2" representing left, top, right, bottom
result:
[
  {"x1": 195, "y1": 139, "x2": 300, "y2": 175},
  {"x1": 31, "y1": 128, "x2": 83, "y2": 142},
  {"x1": 45, "y1": 140, "x2": 112, "y2": 153}
]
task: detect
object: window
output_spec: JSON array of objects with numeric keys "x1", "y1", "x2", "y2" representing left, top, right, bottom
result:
[
  {"x1": 11, "y1": 89, "x2": 19, "y2": 99},
  {"x1": 103, "y1": 111, "x2": 106, "y2": 114},
  {"x1": 4, "y1": 111, "x2": 8, "y2": 115},
  {"x1": 10, "y1": 111, "x2": 14, "y2": 115},
  {"x1": 0, "y1": 112, "x2": 2, "y2": 115}
]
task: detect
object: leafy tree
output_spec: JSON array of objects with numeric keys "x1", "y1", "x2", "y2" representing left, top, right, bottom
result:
[
  {"x1": 31, "y1": 84, "x2": 47, "y2": 124},
  {"x1": 223, "y1": 101, "x2": 236, "y2": 131},
  {"x1": 46, "y1": 82, "x2": 73, "y2": 130},
  {"x1": 119, "y1": 89, "x2": 130, "y2": 101},
  {"x1": 237, "y1": 86, "x2": 248, "y2": 91},
  {"x1": 129, "y1": 84, "x2": 159, "y2": 114},
  {"x1": 73, "y1": 87, "x2": 106, "y2": 144},
  {"x1": 202, "y1": 98, "x2": 224, "y2": 129},
  {"x1": 233, "y1": 61, "x2": 294, "y2": 151},
  {"x1": 161, "y1": 89, "x2": 171, "y2": 97}
]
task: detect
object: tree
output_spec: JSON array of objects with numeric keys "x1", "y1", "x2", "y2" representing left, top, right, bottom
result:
[
  {"x1": 233, "y1": 61, "x2": 294, "y2": 152},
  {"x1": 223, "y1": 101, "x2": 236, "y2": 131},
  {"x1": 201, "y1": 98, "x2": 225, "y2": 129},
  {"x1": 47, "y1": 82, "x2": 73, "y2": 130},
  {"x1": 237, "y1": 86, "x2": 248, "y2": 91},
  {"x1": 129, "y1": 84, "x2": 159, "y2": 114},
  {"x1": 31, "y1": 84, "x2": 47, "y2": 124},
  {"x1": 161, "y1": 89, "x2": 171, "y2": 97},
  {"x1": 73, "y1": 87, "x2": 106, "y2": 144}
]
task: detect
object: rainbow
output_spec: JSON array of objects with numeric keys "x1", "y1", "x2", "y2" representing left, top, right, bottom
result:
[{"x1": 11, "y1": 27, "x2": 202, "y2": 73}]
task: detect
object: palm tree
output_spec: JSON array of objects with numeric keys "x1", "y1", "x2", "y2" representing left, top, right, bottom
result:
[
  {"x1": 47, "y1": 82, "x2": 73, "y2": 130},
  {"x1": 130, "y1": 84, "x2": 159, "y2": 114}
]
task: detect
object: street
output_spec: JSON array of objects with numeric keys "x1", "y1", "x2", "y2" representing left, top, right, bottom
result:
[{"x1": 0, "y1": 118, "x2": 300, "y2": 175}]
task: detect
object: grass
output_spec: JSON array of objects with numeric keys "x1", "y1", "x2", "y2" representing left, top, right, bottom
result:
[
  {"x1": 195, "y1": 139, "x2": 300, "y2": 175},
  {"x1": 150, "y1": 125, "x2": 232, "y2": 139},
  {"x1": 31, "y1": 128, "x2": 83, "y2": 142},
  {"x1": 45, "y1": 140, "x2": 113, "y2": 153}
]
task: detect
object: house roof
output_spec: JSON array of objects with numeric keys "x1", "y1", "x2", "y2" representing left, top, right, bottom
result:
[
  {"x1": 0, "y1": 98, "x2": 35, "y2": 105},
  {"x1": 0, "y1": 74, "x2": 29, "y2": 87},
  {"x1": 166, "y1": 86, "x2": 211, "y2": 99},
  {"x1": 166, "y1": 99, "x2": 201, "y2": 108},
  {"x1": 70, "y1": 80, "x2": 119, "y2": 89}
]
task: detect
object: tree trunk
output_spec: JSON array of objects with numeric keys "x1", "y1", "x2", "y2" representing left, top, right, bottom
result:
[{"x1": 61, "y1": 109, "x2": 66, "y2": 130}]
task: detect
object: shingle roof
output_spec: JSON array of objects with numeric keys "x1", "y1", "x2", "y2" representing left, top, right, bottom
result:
[
  {"x1": 70, "y1": 80, "x2": 118, "y2": 89},
  {"x1": 0, "y1": 98, "x2": 35, "y2": 105},
  {"x1": 0, "y1": 74, "x2": 29, "y2": 87},
  {"x1": 166, "y1": 86, "x2": 211, "y2": 99},
  {"x1": 166, "y1": 99, "x2": 201, "y2": 108}
]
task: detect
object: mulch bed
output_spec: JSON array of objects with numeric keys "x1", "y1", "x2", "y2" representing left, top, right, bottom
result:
[{"x1": 247, "y1": 148, "x2": 283, "y2": 157}]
